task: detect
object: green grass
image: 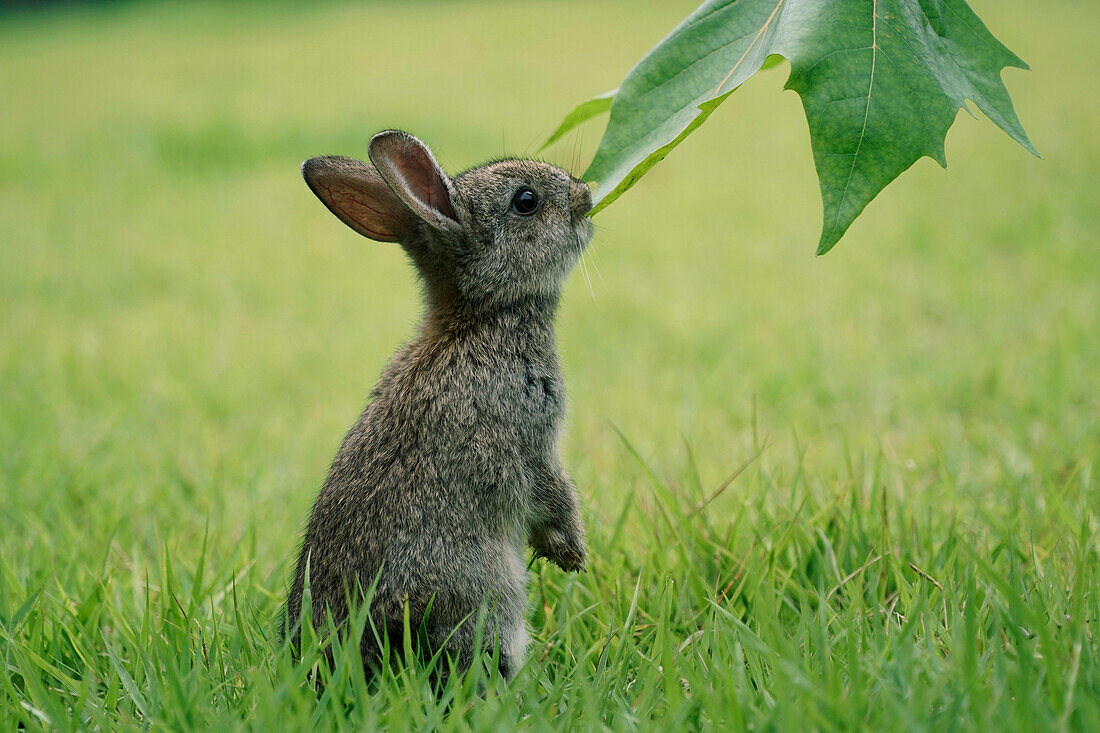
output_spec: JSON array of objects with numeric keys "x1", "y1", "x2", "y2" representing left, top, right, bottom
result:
[{"x1": 1, "y1": 0, "x2": 1098, "y2": 729}]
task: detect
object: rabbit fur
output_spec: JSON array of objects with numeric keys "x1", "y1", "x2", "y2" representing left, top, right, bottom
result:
[{"x1": 284, "y1": 130, "x2": 591, "y2": 680}]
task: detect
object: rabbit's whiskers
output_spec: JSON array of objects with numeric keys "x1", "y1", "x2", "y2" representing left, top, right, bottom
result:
[
  {"x1": 585, "y1": 246, "x2": 607, "y2": 293},
  {"x1": 578, "y1": 250, "x2": 595, "y2": 301}
]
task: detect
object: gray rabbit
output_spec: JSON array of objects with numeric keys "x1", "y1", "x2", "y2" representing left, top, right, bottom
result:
[{"x1": 284, "y1": 130, "x2": 591, "y2": 680}]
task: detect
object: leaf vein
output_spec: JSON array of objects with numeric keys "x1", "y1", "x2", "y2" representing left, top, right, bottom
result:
[
  {"x1": 872, "y1": 36, "x2": 932, "y2": 138},
  {"x1": 710, "y1": 0, "x2": 787, "y2": 97},
  {"x1": 635, "y1": 30, "x2": 760, "y2": 104},
  {"x1": 830, "y1": 0, "x2": 880, "y2": 236},
  {"x1": 818, "y1": 94, "x2": 873, "y2": 116},
  {"x1": 795, "y1": 46, "x2": 874, "y2": 80},
  {"x1": 672, "y1": 1, "x2": 750, "y2": 42},
  {"x1": 881, "y1": 13, "x2": 954, "y2": 132},
  {"x1": 943, "y1": 1, "x2": 1002, "y2": 57}
]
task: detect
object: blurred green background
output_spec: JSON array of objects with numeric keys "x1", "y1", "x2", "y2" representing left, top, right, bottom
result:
[{"x1": 0, "y1": 0, "x2": 1097, "y2": 725}]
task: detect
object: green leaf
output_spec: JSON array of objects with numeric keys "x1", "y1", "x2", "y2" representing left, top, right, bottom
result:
[
  {"x1": 583, "y1": 0, "x2": 788, "y2": 216},
  {"x1": 101, "y1": 630, "x2": 152, "y2": 722},
  {"x1": 540, "y1": 89, "x2": 616, "y2": 151},
  {"x1": 576, "y1": 0, "x2": 1036, "y2": 252}
]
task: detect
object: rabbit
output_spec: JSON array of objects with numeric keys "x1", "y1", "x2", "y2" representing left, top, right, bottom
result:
[{"x1": 283, "y1": 130, "x2": 591, "y2": 682}]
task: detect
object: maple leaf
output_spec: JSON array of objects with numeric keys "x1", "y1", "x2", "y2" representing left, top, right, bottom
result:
[{"x1": 549, "y1": 0, "x2": 1037, "y2": 253}]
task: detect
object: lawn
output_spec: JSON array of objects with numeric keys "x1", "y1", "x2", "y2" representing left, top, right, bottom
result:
[{"x1": 1, "y1": 0, "x2": 1097, "y2": 729}]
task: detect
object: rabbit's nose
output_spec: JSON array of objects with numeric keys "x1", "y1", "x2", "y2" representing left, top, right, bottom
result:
[{"x1": 569, "y1": 179, "x2": 593, "y2": 217}]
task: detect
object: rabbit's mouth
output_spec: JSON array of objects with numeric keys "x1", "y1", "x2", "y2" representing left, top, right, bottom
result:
[
  {"x1": 572, "y1": 216, "x2": 594, "y2": 251},
  {"x1": 568, "y1": 179, "x2": 595, "y2": 251},
  {"x1": 568, "y1": 179, "x2": 593, "y2": 219}
]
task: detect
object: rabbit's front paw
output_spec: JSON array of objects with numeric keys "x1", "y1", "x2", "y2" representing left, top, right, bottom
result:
[{"x1": 532, "y1": 527, "x2": 586, "y2": 573}]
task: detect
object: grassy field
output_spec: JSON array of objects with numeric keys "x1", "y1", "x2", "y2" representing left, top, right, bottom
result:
[{"x1": 1, "y1": 0, "x2": 1098, "y2": 729}]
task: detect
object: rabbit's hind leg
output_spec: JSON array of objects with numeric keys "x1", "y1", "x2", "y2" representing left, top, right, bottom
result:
[
  {"x1": 498, "y1": 614, "x2": 528, "y2": 681},
  {"x1": 425, "y1": 619, "x2": 475, "y2": 689},
  {"x1": 426, "y1": 611, "x2": 523, "y2": 685}
]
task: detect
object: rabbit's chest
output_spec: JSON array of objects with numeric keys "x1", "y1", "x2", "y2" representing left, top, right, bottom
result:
[
  {"x1": 520, "y1": 359, "x2": 564, "y2": 425},
  {"x1": 472, "y1": 355, "x2": 563, "y2": 434}
]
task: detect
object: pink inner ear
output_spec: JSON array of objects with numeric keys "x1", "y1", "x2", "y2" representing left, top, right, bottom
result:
[{"x1": 394, "y1": 148, "x2": 458, "y2": 221}]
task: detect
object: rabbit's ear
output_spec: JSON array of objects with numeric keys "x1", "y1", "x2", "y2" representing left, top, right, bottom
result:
[
  {"x1": 301, "y1": 156, "x2": 416, "y2": 243},
  {"x1": 368, "y1": 131, "x2": 461, "y2": 238}
]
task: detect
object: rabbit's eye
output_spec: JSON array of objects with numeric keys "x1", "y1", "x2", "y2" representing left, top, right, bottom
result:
[{"x1": 510, "y1": 187, "x2": 540, "y2": 216}]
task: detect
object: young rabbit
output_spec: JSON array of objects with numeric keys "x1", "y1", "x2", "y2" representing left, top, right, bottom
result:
[{"x1": 284, "y1": 130, "x2": 591, "y2": 680}]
